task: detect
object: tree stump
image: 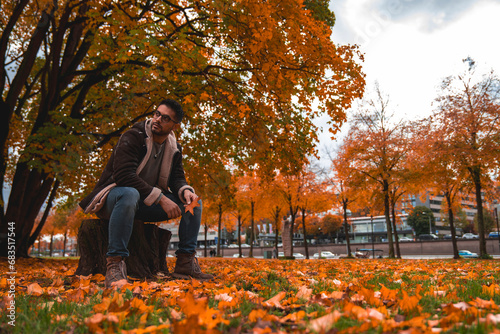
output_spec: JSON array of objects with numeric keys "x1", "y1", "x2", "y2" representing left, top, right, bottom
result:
[{"x1": 74, "y1": 219, "x2": 172, "y2": 278}]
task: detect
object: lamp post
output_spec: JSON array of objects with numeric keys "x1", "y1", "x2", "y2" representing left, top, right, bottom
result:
[{"x1": 422, "y1": 212, "x2": 432, "y2": 234}]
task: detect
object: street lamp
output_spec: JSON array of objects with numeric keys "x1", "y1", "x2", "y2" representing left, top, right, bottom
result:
[{"x1": 422, "y1": 212, "x2": 432, "y2": 234}]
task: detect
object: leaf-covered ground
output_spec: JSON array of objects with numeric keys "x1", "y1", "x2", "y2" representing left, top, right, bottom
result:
[{"x1": 1, "y1": 257, "x2": 500, "y2": 333}]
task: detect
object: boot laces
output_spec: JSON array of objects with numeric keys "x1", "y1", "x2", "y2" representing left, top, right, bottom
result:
[
  {"x1": 191, "y1": 257, "x2": 202, "y2": 274},
  {"x1": 108, "y1": 260, "x2": 126, "y2": 281}
]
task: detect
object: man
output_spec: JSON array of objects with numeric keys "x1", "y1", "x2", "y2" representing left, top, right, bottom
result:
[{"x1": 80, "y1": 99, "x2": 213, "y2": 288}]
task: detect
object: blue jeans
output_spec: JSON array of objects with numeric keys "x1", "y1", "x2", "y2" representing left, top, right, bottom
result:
[{"x1": 96, "y1": 187, "x2": 202, "y2": 257}]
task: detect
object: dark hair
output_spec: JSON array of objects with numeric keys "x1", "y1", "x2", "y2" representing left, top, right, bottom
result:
[{"x1": 158, "y1": 99, "x2": 184, "y2": 123}]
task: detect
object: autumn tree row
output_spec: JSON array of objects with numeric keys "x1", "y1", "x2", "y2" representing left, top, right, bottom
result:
[
  {"x1": 193, "y1": 169, "x2": 342, "y2": 259},
  {"x1": 332, "y1": 59, "x2": 500, "y2": 259}
]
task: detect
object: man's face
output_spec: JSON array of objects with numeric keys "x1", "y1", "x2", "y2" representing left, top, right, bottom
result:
[{"x1": 152, "y1": 104, "x2": 179, "y2": 136}]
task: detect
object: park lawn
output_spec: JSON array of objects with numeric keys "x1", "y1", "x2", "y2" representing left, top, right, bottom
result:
[{"x1": 1, "y1": 257, "x2": 500, "y2": 333}]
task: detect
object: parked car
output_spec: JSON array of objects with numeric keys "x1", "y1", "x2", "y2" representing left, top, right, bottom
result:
[
  {"x1": 399, "y1": 237, "x2": 414, "y2": 242},
  {"x1": 312, "y1": 251, "x2": 338, "y2": 259},
  {"x1": 489, "y1": 232, "x2": 500, "y2": 238},
  {"x1": 458, "y1": 250, "x2": 479, "y2": 258},
  {"x1": 293, "y1": 253, "x2": 305, "y2": 259},
  {"x1": 462, "y1": 233, "x2": 479, "y2": 239},
  {"x1": 418, "y1": 234, "x2": 439, "y2": 240},
  {"x1": 443, "y1": 234, "x2": 452, "y2": 239},
  {"x1": 240, "y1": 243, "x2": 251, "y2": 248},
  {"x1": 228, "y1": 244, "x2": 238, "y2": 248},
  {"x1": 356, "y1": 249, "x2": 384, "y2": 258}
]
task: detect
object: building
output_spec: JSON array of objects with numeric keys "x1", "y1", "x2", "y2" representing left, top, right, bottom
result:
[
  {"x1": 401, "y1": 193, "x2": 478, "y2": 233},
  {"x1": 160, "y1": 222, "x2": 218, "y2": 249},
  {"x1": 348, "y1": 214, "x2": 413, "y2": 243}
]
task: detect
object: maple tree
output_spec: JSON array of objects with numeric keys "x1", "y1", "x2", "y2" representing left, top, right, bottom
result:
[
  {"x1": 296, "y1": 170, "x2": 331, "y2": 258},
  {"x1": 474, "y1": 209, "x2": 496, "y2": 235},
  {"x1": 196, "y1": 165, "x2": 235, "y2": 256},
  {"x1": 432, "y1": 58, "x2": 500, "y2": 258},
  {"x1": 258, "y1": 177, "x2": 288, "y2": 247},
  {"x1": 318, "y1": 213, "x2": 343, "y2": 237},
  {"x1": 412, "y1": 118, "x2": 469, "y2": 258},
  {"x1": 233, "y1": 172, "x2": 269, "y2": 257},
  {"x1": 339, "y1": 85, "x2": 415, "y2": 258},
  {"x1": 39, "y1": 206, "x2": 82, "y2": 257},
  {"x1": 328, "y1": 148, "x2": 365, "y2": 257},
  {"x1": 0, "y1": 0, "x2": 364, "y2": 257},
  {"x1": 199, "y1": 204, "x2": 219, "y2": 258},
  {"x1": 274, "y1": 171, "x2": 308, "y2": 257}
]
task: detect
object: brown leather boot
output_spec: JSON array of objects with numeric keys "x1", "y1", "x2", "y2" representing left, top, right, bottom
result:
[
  {"x1": 105, "y1": 256, "x2": 128, "y2": 289},
  {"x1": 172, "y1": 253, "x2": 214, "y2": 281}
]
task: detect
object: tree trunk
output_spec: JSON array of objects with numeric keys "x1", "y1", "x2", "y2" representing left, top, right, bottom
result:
[
  {"x1": 28, "y1": 180, "x2": 60, "y2": 248},
  {"x1": 384, "y1": 181, "x2": 395, "y2": 258},
  {"x1": 203, "y1": 223, "x2": 208, "y2": 258},
  {"x1": 217, "y1": 203, "x2": 222, "y2": 257},
  {"x1": 49, "y1": 233, "x2": 54, "y2": 257},
  {"x1": 445, "y1": 192, "x2": 459, "y2": 259},
  {"x1": 391, "y1": 202, "x2": 401, "y2": 258},
  {"x1": 273, "y1": 207, "x2": 281, "y2": 246},
  {"x1": 301, "y1": 209, "x2": 309, "y2": 259},
  {"x1": 74, "y1": 219, "x2": 172, "y2": 279},
  {"x1": 0, "y1": 164, "x2": 55, "y2": 257},
  {"x1": 63, "y1": 230, "x2": 68, "y2": 257},
  {"x1": 289, "y1": 206, "x2": 297, "y2": 256},
  {"x1": 237, "y1": 215, "x2": 242, "y2": 258},
  {"x1": 249, "y1": 201, "x2": 255, "y2": 258},
  {"x1": 343, "y1": 200, "x2": 352, "y2": 257},
  {"x1": 470, "y1": 167, "x2": 487, "y2": 257},
  {"x1": 282, "y1": 217, "x2": 292, "y2": 258}
]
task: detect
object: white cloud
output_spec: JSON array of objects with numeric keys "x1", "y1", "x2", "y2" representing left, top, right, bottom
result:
[{"x1": 315, "y1": 0, "x2": 500, "y2": 167}]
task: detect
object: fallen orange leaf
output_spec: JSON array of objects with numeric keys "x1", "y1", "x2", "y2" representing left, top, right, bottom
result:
[
  {"x1": 263, "y1": 291, "x2": 286, "y2": 309},
  {"x1": 27, "y1": 282, "x2": 44, "y2": 296},
  {"x1": 184, "y1": 195, "x2": 201, "y2": 215},
  {"x1": 308, "y1": 310, "x2": 341, "y2": 332}
]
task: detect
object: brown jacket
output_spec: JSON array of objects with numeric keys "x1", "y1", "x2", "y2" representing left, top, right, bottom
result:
[{"x1": 79, "y1": 119, "x2": 194, "y2": 214}]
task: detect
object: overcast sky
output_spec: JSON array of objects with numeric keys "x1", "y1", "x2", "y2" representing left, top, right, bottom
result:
[{"x1": 314, "y1": 0, "x2": 500, "y2": 165}]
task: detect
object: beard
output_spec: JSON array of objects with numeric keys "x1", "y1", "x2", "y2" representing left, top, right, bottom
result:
[{"x1": 152, "y1": 122, "x2": 165, "y2": 135}]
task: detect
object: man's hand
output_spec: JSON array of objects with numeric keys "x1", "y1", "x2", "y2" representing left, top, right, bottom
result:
[
  {"x1": 184, "y1": 190, "x2": 198, "y2": 205},
  {"x1": 159, "y1": 196, "x2": 182, "y2": 219}
]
